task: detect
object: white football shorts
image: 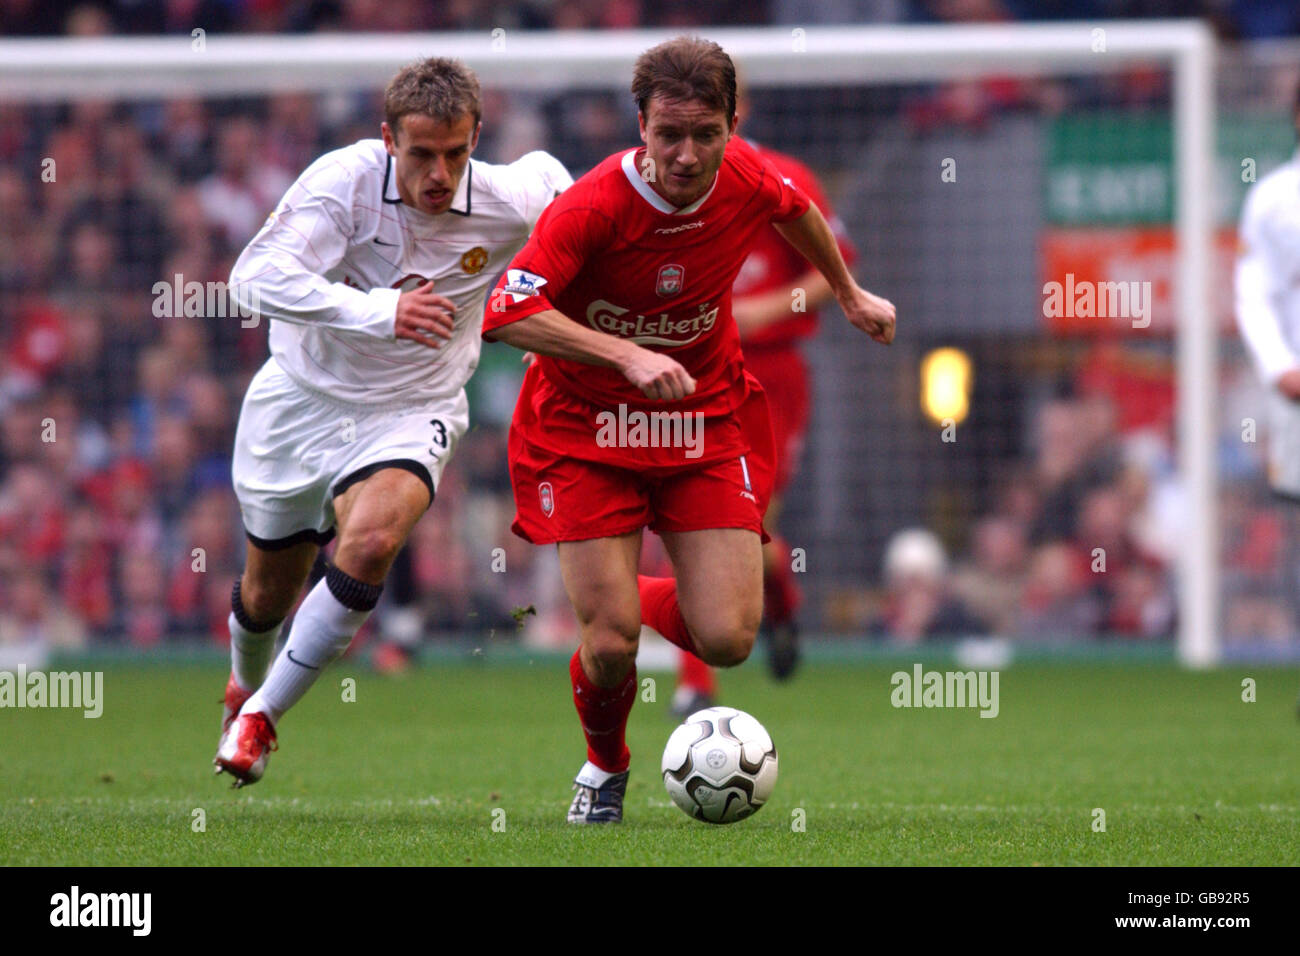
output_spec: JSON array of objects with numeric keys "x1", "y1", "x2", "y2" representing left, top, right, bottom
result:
[{"x1": 232, "y1": 357, "x2": 469, "y2": 548}]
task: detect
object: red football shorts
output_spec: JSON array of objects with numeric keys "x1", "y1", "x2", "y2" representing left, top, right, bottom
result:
[
  {"x1": 742, "y1": 346, "x2": 809, "y2": 496},
  {"x1": 507, "y1": 373, "x2": 776, "y2": 545}
]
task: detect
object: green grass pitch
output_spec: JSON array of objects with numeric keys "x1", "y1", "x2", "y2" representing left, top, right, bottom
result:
[{"x1": 3, "y1": 657, "x2": 1298, "y2": 865}]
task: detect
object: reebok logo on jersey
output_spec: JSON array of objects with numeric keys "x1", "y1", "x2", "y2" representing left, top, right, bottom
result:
[
  {"x1": 653, "y1": 220, "x2": 705, "y2": 235},
  {"x1": 586, "y1": 299, "x2": 719, "y2": 346},
  {"x1": 503, "y1": 268, "x2": 547, "y2": 303}
]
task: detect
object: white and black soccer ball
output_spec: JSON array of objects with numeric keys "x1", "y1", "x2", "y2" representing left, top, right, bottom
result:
[{"x1": 661, "y1": 706, "x2": 778, "y2": 824}]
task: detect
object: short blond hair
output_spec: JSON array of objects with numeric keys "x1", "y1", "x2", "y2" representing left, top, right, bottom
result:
[{"x1": 385, "y1": 57, "x2": 481, "y2": 136}]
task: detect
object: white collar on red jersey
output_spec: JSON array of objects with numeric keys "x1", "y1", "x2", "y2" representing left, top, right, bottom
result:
[{"x1": 621, "y1": 148, "x2": 718, "y2": 216}]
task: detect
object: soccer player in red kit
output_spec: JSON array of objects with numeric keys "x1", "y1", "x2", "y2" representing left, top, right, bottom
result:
[
  {"x1": 482, "y1": 37, "x2": 895, "y2": 822},
  {"x1": 673, "y1": 96, "x2": 859, "y2": 709}
]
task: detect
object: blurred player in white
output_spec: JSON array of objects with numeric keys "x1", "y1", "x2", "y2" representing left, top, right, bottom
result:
[
  {"x1": 1235, "y1": 83, "x2": 1300, "y2": 672},
  {"x1": 214, "y1": 58, "x2": 571, "y2": 786}
]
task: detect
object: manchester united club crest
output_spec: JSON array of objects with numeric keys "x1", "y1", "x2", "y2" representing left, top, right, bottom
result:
[
  {"x1": 461, "y1": 246, "x2": 489, "y2": 275},
  {"x1": 656, "y1": 263, "x2": 684, "y2": 298},
  {"x1": 538, "y1": 481, "x2": 555, "y2": 518}
]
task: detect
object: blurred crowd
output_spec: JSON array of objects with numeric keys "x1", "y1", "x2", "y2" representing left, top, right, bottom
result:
[
  {"x1": 857, "y1": 342, "x2": 1300, "y2": 646},
  {"x1": 2, "y1": 6, "x2": 1298, "y2": 661},
  {"x1": 2, "y1": 0, "x2": 1298, "y2": 39},
  {"x1": 865, "y1": 375, "x2": 1183, "y2": 644}
]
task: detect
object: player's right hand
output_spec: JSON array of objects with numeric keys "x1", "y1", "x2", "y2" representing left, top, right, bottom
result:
[
  {"x1": 621, "y1": 346, "x2": 696, "y2": 401},
  {"x1": 395, "y1": 280, "x2": 456, "y2": 348},
  {"x1": 841, "y1": 284, "x2": 896, "y2": 345},
  {"x1": 1278, "y1": 368, "x2": 1300, "y2": 402}
]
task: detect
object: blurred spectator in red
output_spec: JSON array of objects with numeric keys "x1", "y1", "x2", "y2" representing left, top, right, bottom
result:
[
  {"x1": 82, "y1": 458, "x2": 163, "y2": 557},
  {"x1": 0, "y1": 462, "x2": 65, "y2": 567},
  {"x1": 2, "y1": 298, "x2": 67, "y2": 404},
  {"x1": 59, "y1": 498, "x2": 114, "y2": 631},
  {"x1": 1017, "y1": 541, "x2": 1100, "y2": 640}
]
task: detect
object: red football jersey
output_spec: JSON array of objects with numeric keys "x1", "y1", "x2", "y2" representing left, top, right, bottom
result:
[
  {"x1": 732, "y1": 143, "x2": 857, "y2": 351},
  {"x1": 483, "y1": 135, "x2": 810, "y2": 418}
]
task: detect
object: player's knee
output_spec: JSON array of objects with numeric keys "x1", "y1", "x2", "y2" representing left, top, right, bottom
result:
[
  {"x1": 572, "y1": 593, "x2": 640, "y2": 643},
  {"x1": 582, "y1": 615, "x2": 640, "y2": 677},
  {"x1": 337, "y1": 527, "x2": 404, "y2": 581},
  {"x1": 695, "y1": 617, "x2": 758, "y2": 668},
  {"x1": 235, "y1": 575, "x2": 290, "y2": 628}
]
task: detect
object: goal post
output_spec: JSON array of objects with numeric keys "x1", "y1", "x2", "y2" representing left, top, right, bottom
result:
[{"x1": 0, "y1": 23, "x2": 1219, "y2": 663}]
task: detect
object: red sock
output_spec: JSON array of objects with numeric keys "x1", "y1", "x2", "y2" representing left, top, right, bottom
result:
[
  {"x1": 570, "y1": 649, "x2": 637, "y2": 773},
  {"x1": 764, "y1": 536, "x2": 803, "y2": 624},
  {"x1": 677, "y1": 649, "x2": 716, "y2": 695},
  {"x1": 637, "y1": 575, "x2": 697, "y2": 654}
]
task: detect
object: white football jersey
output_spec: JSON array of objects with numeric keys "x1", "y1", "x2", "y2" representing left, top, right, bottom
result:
[
  {"x1": 1235, "y1": 150, "x2": 1300, "y2": 386},
  {"x1": 230, "y1": 139, "x2": 571, "y2": 406}
]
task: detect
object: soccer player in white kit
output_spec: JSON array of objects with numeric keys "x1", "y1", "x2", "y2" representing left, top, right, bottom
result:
[
  {"x1": 214, "y1": 58, "x2": 571, "y2": 786},
  {"x1": 1235, "y1": 84, "x2": 1300, "y2": 670}
]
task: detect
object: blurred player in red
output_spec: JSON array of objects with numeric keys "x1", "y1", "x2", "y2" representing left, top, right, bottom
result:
[
  {"x1": 671, "y1": 86, "x2": 859, "y2": 712},
  {"x1": 483, "y1": 37, "x2": 895, "y2": 823}
]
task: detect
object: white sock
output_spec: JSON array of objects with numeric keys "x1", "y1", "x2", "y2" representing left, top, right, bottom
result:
[
  {"x1": 575, "y1": 761, "x2": 618, "y2": 788},
  {"x1": 229, "y1": 612, "x2": 282, "y2": 691},
  {"x1": 241, "y1": 575, "x2": 375, "y2": 727}
]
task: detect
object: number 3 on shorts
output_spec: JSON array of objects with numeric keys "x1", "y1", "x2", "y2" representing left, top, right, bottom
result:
[{"x1": 429, "y1": 417, "x2": 448, "y2": 455}]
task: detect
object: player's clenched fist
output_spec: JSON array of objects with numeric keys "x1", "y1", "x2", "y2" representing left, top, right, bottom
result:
[
  {"x1": 841, "y1": 284, "x2": 896, "y2": 345},
  {"x1": 395, "y1": 279, "x2": 457, "y2": 348},
  {"x1": 620, "y1": 345, "x2": 697, "y2": 401}
]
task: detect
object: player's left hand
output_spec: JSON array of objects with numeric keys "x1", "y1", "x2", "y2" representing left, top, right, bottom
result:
[{"x1": 841, "y1": 284, "x2": 896, "y2": 345}]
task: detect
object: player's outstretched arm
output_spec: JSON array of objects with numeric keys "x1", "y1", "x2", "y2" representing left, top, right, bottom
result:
[
  {"x1": 733, "y1": 269, "x2": 833, "y2": 338},
  {"x1": 773, "y1": 204, "x2": 896, "y2": 345},
  {"x1": 488, "y1": 305, "x2": 696, "y2": 401}
]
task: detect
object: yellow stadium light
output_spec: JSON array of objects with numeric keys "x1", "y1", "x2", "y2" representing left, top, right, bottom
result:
[{"x1": 920, "y1": 347, "x2": 973, "y2": 426}]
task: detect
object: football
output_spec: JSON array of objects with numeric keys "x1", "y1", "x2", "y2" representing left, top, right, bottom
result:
[{"x1": 661, "y1": 706, "x2": 778, "y2": 824}]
